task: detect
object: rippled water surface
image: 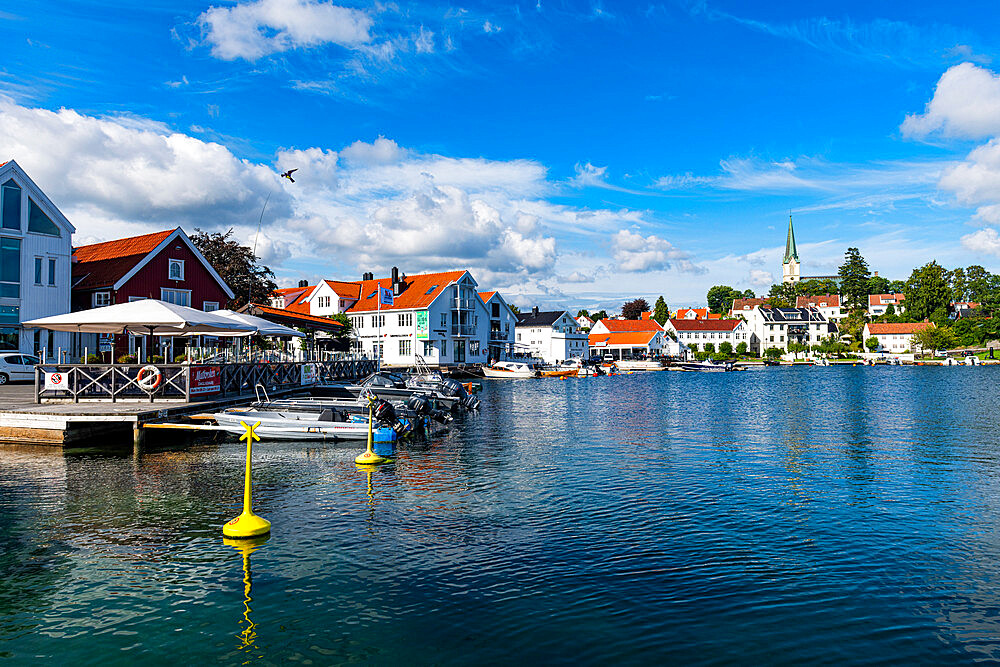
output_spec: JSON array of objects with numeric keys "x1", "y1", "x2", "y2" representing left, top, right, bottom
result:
[{"x1": 3, "y1": 367, "x2": 1000, "y2": 664}]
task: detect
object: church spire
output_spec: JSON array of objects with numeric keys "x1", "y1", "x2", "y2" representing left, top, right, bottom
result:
[{"x1": 783, "y1": 214, "x2": 799, "y2": 263}]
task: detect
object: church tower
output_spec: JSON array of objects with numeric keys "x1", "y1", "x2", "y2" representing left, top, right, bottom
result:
[{"x1": 782, "y1": 214, "x2": 800, "y2": 284}]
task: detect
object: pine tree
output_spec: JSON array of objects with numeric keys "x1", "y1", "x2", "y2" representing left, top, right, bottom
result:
[
  {"x1": 652, "y1": 296, "x2": 670, "y2": 324},
  {"x1": 838, "y1": 247, "x2": 871, "y2": 314}
]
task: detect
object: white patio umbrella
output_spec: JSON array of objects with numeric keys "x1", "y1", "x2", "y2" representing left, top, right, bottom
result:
[
  {"x1": 211, "y1": 310, "x2": 305, "y2": 338},
  {"x1": 22, "y1": 299, "x2": 257, "y2": 336}
]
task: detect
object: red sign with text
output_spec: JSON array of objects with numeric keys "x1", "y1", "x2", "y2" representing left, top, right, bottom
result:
[{"x1": 189, "y1": 365, "x2": 221, "y2": 396}]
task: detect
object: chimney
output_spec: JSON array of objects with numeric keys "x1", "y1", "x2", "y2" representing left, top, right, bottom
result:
[
  {"x1": 391, "y1": 266, "x2": 402, "y2": 296},
  {"x1": 363, "y1": 272, "x2": 373, "y2": 281},
  {"x1": 298, "y1": 279, "x2": 308, "y2": 288},
  {"x1": 532, "y1": 306, "x2": 539, "y2": 317}
]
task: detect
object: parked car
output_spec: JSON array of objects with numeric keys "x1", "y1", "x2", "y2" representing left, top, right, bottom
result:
[{"x1": 0, "y1": 353, "x2": 40, "y2": 384}]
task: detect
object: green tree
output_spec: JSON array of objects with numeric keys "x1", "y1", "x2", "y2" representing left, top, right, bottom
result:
[
  {"x1": 703, "y1": 342, "x2": 715, "y2": 353},
  {"x1": 719, "y1": 341, "x2": 733, "y2": 356},
  {"x1": 911, "y1": 325, "x2": 954, "y2": 355},
  {"x1": 590, "y1": 309, "x2": 607, "y2": 322},
  {"x1": 576, "y1": 309, "x2": 590, "y2": 318},
  {"x1": 838, "y1": 247, "x2": 871, "y2": 314},
  {"x1": 735, "y1": 341, "x2": 748, "y2": 356},
  {"x1": 788, "y1": 342, "x2": 809, "y2": 358},
  {"x1": 190, "y1": 228, "x2": 278, "y2": 309},
  {"x1": 328, "y1": 313, "x2": 354, "y2": 343},
  {"x1": 706, "y1": 285, "x2": 743, "y2": 314},
  {"x1": 764, "y1": 347, "x2": 783, "y2": 359},
  {"x1": 509, "y1": 305, "x2": 521, "y2": 315},
  {"x1": 766, "y1": 282, "x2": 797, "y2": 308},
  {"x1": 868, "y1": 275, "x2": 891, "y2": 295},
  {"x1": 865, "y1": 336, "x2": 880, "y2": 352},
  {"x1": 652, "y1": 296, "x2": 670, "y2": 325},
  {"x1": 797, "y1": 278, "x2": 840, "y2": 297},
  {"x1": 621, "y1": 298, "x2": 650, "y2": 320},
  {"x1": 904, "y1": 261, "x2": 952, "y2": 322}
]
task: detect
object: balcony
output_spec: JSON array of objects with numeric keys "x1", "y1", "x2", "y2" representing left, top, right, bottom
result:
[
  {"x1": 451, "y1": 325, "x2": 477, "y2": 337},
  {"x1": 489, "y1": 330, "x2": 508, "y2": 341},
  {"x1": 453, "y1": 298, "x2": 475, "y2": 311}
]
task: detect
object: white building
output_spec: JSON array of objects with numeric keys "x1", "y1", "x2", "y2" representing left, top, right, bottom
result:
[
  {"x1": 588, "y1": 329, "x2": 668, "y2": 360},
  {"x1": 862, "y1": 321, "x2": 931, "y2": 354},
  {"x1": 576, "y1": 314, "x2": 595, "y2": 330},
  {"x1": 479, "y1": 291, "x2": 518, "y2": 361},
  {"x1": 0, "y1": 160, "x2": 75, "y2": 357},
  {"x1": 515, "y1": 308, "x2": 588, "y2": 363},
  {"x1": 270, "y1": 268, "x2": 515, "y2": 367},
  {"x1": 869, "y1": 293, "x2": 905, "y2": 317},
  {"x1": 796, "y1": 294, "x2": 844, "y2": 321},
  {"x1": 744, "y1": 306, "x2": 833, "y2": 353},
  {"x1": 663, "y1": 318, "x2": 749, "y2": 353}
]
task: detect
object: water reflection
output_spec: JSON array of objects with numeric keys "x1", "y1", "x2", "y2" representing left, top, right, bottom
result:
[{"x1": 223, "y1": 534, "x2": 269, "y2": 660}]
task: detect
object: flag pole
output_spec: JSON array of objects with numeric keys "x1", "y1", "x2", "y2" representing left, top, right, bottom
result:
[{"x1": 377, "y1": 288, "x2": 381, "y2": 372}]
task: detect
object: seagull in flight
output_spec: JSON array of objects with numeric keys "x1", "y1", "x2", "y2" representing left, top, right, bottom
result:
[{"x1": 281, "y1": 168, "x2": 298, "y2": 183}]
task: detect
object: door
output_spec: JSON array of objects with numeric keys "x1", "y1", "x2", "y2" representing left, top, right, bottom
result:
[
  {"x1": 454, "y1": 340, "x2": 466, "y2": 363},
  {"x1": 18, "y1": 355, "x2": 39, "y2": 381}
]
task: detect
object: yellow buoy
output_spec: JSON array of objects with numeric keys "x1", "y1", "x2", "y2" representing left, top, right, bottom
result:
[
  {"x1": 355, "y1": 397, "x2": 387, "y2": 466},
  {"x1": 223, "y1": 420, "x2": 272, "y2": 539}
]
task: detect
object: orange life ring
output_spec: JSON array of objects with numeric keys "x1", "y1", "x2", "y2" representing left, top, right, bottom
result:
[{"x1": 137, "y1": 365, "x2": 163, "y2": 391}]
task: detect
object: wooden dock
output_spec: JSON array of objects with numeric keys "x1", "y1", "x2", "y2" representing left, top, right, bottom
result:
[{"x1": 0, "y1": 384, "x2": 305, "y2": 447}]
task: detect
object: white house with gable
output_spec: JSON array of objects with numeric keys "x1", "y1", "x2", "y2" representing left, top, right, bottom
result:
[
  {"x1": 515, "y1": 308, "x2": 588, "y2": 363},
  {"x1": 0, "y1": 160, "x2": 75, "y2": 358}
]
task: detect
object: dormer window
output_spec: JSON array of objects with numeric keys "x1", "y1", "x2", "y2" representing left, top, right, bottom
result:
[
  {"x1": 168, "y1": 259, "x2": 185, "y2": 281},
  {"x1": 93, "y1": 291, "x2": 111, "y2": 307}
]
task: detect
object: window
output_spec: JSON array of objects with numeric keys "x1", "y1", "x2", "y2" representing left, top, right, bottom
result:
[
  {"x1": 423, "y1": 341, "x2": 434, "y2": 356},
  {"x1": 34, "y1": 257, "x2": 42, "y2": 285},
  {"x1": 168, "y1": 259, "x2": 185, "y2": 280},
  {"x1": 440, "y1": 339, "x2": 447, "y2": 356},
  {"x1": 491, "y1": 303, "x2": 500, "y2": 317},
  {"x1": 48, "y1": 258, "x2": 56, "y2": 286},
  {"x1": 0, "y1": 305, "x2": 18, "y2": 324},
  {"x1": 0, "y1": 327, "x2": 19, "y2": 351},
  {"x1": 93, "y1": 291, "x2": 112, "y2": 307},
  {"x1": 440, "y1": 313, "x2": 447, "y2": 326},
  {"x1": 27, "y1": 199, "x2": 60, "y2": 236},
  {"x1": 161, "y1": 288, "x2": 191, "y2": 306},
  {"x1": 370, "y1": 314, "x2": 384, "y2": 328},
  {"x1": 203, "y1": 301, "x2": 219, "y2": 312},
  {"x1": 399, "y1": 339, "x2": 412, "y2": 356},
  {"x1": 0, "y1": 237, "x2": 20, "y2": 298},
  {"x1": 426, "y1": 285, "x2": 439, "y2": 295},
  {"x1": 1, "y1": 180, "x2": 20, "y2": 230},
  {"x1": 470, "y1": 340, "x2": 480, "y2": 355},
  {"x1": 398, "y1": 313, "x2": 412, "y2": 327}
]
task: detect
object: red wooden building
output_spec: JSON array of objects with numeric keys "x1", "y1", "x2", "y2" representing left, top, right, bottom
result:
[{"x1": 71, "y1": 227, "x2": 233, "y2": 359}]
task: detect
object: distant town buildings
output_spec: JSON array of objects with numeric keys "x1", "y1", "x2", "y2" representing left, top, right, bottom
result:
[
  {"x1": 863, "y1": 321, "x2": 932, "y2": 354},
  {"x1": 515, "y1": 308, "x2": 588, "y2": 364}
]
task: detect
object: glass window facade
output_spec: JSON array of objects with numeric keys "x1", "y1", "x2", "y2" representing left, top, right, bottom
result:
[
  {"x1": 27, "y1": 199, "x2": 61, "y2": 236},
  {"x1": 0, "y1": 237, "x2": 20, "y2": 298},
  {"x1": 0, "y1": 305, "x2": 19, "y2": 324},
  {"x1": 1, "y1": 180, "x2": 20, "y2": 230},
  {"x1": 0, "y1": 327, "x2": 17, "y2": 351}
]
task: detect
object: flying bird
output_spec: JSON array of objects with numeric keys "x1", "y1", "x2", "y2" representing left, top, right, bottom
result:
[{"x1": 281, "y1": 168, "x2": 298, "y2": 183}]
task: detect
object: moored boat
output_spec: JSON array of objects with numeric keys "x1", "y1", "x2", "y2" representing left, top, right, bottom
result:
[{"x1": 482, "y1": 361, "x2": 538, "y2": 378}]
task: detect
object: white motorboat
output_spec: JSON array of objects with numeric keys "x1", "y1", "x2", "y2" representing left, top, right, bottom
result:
[
  {"x1": 213, "y1": 408, "x2": 384, "y2": 441},
  {"x1": 482, "y1": 361, "x2": 539, "y2": 378},
  {"x1": 614, "y1": 359, "x2": 666, "y2": 372}
]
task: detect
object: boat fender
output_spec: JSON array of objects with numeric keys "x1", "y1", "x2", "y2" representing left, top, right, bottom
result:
[{"x1": 137, "y1": 365, "x2": 163, "y2": 392}]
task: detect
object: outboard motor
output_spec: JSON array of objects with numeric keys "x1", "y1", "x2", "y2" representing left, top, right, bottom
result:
[
  {"x1": 462, "y1": 393, "x2": 481, "y2": 410},
  {"x1": 406, "y1": 394, "x2": 431, "y2": 415},
  {"x1": 428, "y1": 408, "x2": 453, "y2": 424},
  {"x1": 439, "y1": 378, "x2": 464, "y2": 398},
  {"x1": 373, "y1": 399, "x2": 397, "y2": 426}
]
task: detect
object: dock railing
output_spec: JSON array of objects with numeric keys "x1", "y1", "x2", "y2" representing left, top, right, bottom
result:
[{"x1": 34, "y1": 358, "x2": 378, "y2": 403}]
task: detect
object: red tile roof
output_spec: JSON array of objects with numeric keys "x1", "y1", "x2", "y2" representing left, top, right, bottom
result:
[
  {"x1": 324, "y1": 280, "x2": 361, "y2": 299},
  {"x1": 676, "y1": 307, "x2": 709, "y2": 319},
  {"x1": 249, "y1": 303, "x2": 344, "y2": 329},
  {"x1": 869, "y1": 293, "x2": 905, "y2": 306},
  {"x1": 479, "y1": 291, "x2": 497, "y2": 302},
  {"x1": 865, "y1": 322, "x2": 932, "y2": 335},
  {"x1": 731, "y1": 298, "x2": 771, "y2": 311},
  {"x1": 345, "y1": 271, "x2": 467, "y2": 313},
  {"x1": 669, "y1": 318, "x2": 742, "y2": 332},
  {"x1": 597, "y1": 318, "x2": 663, "y2": 332},
  {"x1": 72, "y1": 228, "x2": 176, "y2": 290},
  {"x1": 589, "y1": 331, "x2": 659, "y2": 346},
  {"x1": 796, "y1": 294, "x2": 841, "y2": 308}
]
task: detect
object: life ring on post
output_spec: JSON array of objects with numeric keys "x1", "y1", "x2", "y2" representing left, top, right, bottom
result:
[{"x1": 137, "y1": 365, "x2": 163, "y2": 392}]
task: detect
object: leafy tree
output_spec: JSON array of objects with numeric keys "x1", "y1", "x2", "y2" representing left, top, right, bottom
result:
[
  {"x1": 742, "y1": 289, "x2": 756, "y2": 298},
  {"x1": 591, "y1": 309, "x2": 608, "y2": 322},
  {"x1": 904, "y1": 261, "x2": 952, "y2": 322},
  {"x1": 766, "y1": 282, "x2": 797, "y2": 308},
  {"x1": 652, "y1": 296, "x2": 670, "y2": 324},
  {"x1": 797, "y1": 278, "x2": 840, "y2": 296},
  {"x1": 865, "y1": 336, "x2": 880, "y2": 352},
  {"x1": 703, "y1": 342, "x2": 715, "y2": 353},
  {"x1": 788, "y1": 342, "x2": 809, "y2": 358},
  {"x1": 621, "y1": 298, "x2": 650, "y2": 320},
  {"x1": 707, "y1": 285, "x2": 742, "y2": 314},
  {"x1": 735, "y1": 341, "x2": 748, "y2": 356},
  {"x1": 838, "y1": 247, "x2": 871, "y2": 314},
  {"x1": 328, "y1": 313, "x2": 353, "y2": 343},
  {"x1": 868, "y1": 275, "x2": 891, "y2": 295},
  {"x1": 911, "y1": 325, "x2": 954, "y2": 354},
  {"x1": 764, "y1": 347, "x2": 783, "y2": 359},
  {"x1": 576, "y1": 309, "x2": 590, "y2": 318},
  {"x1": 191, "y1": 228, "x2": 277, "y2": 309},
  {"x1": 509, "y1": 305, "x2": 521, "y2": 315},
  {"x1": 719, "y1": 341, "x2": 733, "y2": 356}
]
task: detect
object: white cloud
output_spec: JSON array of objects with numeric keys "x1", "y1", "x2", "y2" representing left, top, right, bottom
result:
[
  {"x1": 961, "y1": 227, "x2": 1000, "y2": 256},
  {"x1": 612, "y1": 229, "x2": 702, "y2": 273},
  {"x1": 938, "y1": 138, "x2": 1000, "y2": 221},
  {"x1": 748, "y1": 269, "x2": 774, "y2": 287},
  {"x1": 198, "y1": 0, "x2": 373, "y2": 61},
  {"x1": 902, "y1": 63, "x2": 1000, "y2": 139}
]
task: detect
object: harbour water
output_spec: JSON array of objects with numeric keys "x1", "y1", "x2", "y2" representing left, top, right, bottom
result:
[{"x1": 3, "y1": 367, "x2": 1000, "y2": 664}]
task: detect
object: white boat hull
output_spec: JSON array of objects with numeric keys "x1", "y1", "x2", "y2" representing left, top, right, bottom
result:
[
  {"x1": 482, "y1": 367, "x2": 537, "y2": 378},
  {"x1": 614, "y1": 360, "x2": 665, "y2": 371},
  {"x1": 213, "y1": 410, "x2": 374, "y2": 441}
]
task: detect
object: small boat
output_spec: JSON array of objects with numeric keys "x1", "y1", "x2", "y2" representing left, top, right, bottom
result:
[
  {"x1": 213, "y1": 408, "x2": 387, "y2": 441},
  {"x1": 539, "y1": 367, "x2": 579, "y2": 378},
  {"x1": 482, "y1": 361, "x2": 539, "y2": 378},
  {"x1": 614, "y1": 359, "x2": 666, "y2": 372},
  {"x1": 675, "y1": 360, "x2": 740, "y2": 372}
]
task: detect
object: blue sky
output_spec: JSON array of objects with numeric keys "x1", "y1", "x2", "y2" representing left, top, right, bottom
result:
[{"x1": 3, "y1": 1, "x2": 1000, "y2": 311}]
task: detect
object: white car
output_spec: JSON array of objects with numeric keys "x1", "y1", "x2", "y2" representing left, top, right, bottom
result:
[{"x1": 0, "y1": 353, "x2": 41, "y2": 384}]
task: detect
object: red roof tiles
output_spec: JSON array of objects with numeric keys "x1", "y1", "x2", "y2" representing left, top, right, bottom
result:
[
  {"x1": 597, "y1": 318, "x2": 663, "y2": 332},
  {"x1": 345, "y1": 271, "x2": 466, "y2": 313},
  {"x1": 668, "y1": 318, "x2": 741, "y2": 332},
  {"x1": 796, "y1": 294, "x2": 841, "y2": 308},
  {"x1": 869, "y1": 293, "x2": 905, "y2": 306},
  {"x1": 589, "y1": 331, "x2": 659, "y2": 346},
  {"x1": 72, "y1": 228, "x2": 176, "y2": 290},
  {"x1": 731, "y1": 298, "x2": 771, "y2": 311},
  {"x1": 866, "y1": 322, "x2": 932, "y2": 335}
]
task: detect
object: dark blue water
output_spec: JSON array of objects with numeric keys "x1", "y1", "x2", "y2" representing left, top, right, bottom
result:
[{"x1": 3, "y1": 367, "x2": 1000, "y2": 664}]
